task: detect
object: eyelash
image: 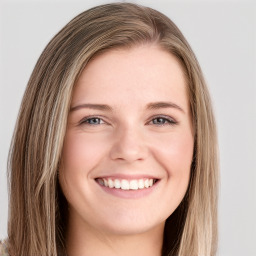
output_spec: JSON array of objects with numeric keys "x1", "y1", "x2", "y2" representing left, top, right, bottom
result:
[
  {"x1": 79, "y1": 115, "x2": 178, "y2": 127},
  {"x1": 80, "y1": 116, "x2": 105, "y2": 126},
  {"x1": 149, "y1": 116, "x2": 177, "y2": 126}
]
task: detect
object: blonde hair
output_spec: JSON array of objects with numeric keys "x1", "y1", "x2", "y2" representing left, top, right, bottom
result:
[{"x1": 7, "y1": 3, "x2": 218, "y2": 256}]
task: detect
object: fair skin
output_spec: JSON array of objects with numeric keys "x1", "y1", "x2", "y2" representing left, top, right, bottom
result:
[{"x1": 59, "y1": 44, "x2": 194, "y2": 256}]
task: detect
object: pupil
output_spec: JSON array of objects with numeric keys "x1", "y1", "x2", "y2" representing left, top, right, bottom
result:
[
  {"x1": 90, "y1": 118, "x2": 98, "y2": 124},
  {"x1": 154, "y1": 118, "x2": 164, "y2": 124}
]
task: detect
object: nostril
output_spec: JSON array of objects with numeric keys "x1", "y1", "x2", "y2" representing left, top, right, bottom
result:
[{"x1": 109, "y1": 144, "x2": 148, "y2": 163}]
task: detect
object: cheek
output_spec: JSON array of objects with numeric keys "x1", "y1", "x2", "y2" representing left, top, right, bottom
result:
[
  {"x1": 59, "y1": 131, "x2": 110, "y2": 210},
  {"x1": 151, "y1": 131, "x2": 194, "y2": 178},
  {"x1": 59, "y1": 132, "x2": 109, "y2": 201},
  {"x1": 61, "y1": 131, "x2": 108, "y2": 173},
  {"x1": 152, "y1": 131, "x2": 193, "y2": 213}
]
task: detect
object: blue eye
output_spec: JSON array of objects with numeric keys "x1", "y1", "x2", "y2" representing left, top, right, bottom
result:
[
  {"x1": 81, "y1": 117, "x2": 104, "y2": 125},
  {"x1": 150, "y1": 116, "x2": 177, "y2": 126}
]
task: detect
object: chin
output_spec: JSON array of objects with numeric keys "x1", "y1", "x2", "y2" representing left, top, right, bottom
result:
[{"x1": 95, "y1": 211, "x2": 166, "y2": 236}]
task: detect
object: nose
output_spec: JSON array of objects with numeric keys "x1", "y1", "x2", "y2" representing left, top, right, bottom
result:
[{"x1": 109, "y1": 126, "x2": 149, "y2": 163}]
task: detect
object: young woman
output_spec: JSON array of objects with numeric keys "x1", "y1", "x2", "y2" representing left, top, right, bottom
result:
[{"x1": 0, "y1": 2, "x2": 219, "y2": 256}]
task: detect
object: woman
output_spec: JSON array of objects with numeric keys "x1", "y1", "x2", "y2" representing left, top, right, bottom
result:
[{"x1": 1, "y1": 2, "x2": 218, "y2": 256}]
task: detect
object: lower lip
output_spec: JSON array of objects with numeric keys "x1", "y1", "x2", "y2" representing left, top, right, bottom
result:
[{"x1": 95, "y1": 180, "x2": 159, "y2": 199}]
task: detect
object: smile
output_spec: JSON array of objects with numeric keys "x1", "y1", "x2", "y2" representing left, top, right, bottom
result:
[{"x1": 95, "y1": 178, "x2": 158, "y2": 191}]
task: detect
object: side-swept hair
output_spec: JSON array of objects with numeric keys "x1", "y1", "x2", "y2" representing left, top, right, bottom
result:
[{"x1": 7, "y1": 3, "x2": 218, "y2": 256}]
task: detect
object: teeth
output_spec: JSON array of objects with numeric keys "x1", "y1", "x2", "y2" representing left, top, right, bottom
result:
[
  {"x1": 98, "y1": 179, "x2": 104, "y2": 186},
  {"x1": 130, "y1": 180, "x2": 139, "y2": 190},
  {"x1": 108, "y1": 179, "x2": 114, "y2": 188},
  {"x1": 103, "y1": 179, "x2": 108, "y2": 187},
  {"x1": 114, "y1": 179, "x2": 121, "y2": 189},
  {"x1": 138, "y1": 179, "x2": 144, "y2": 189},
  {"x1": 97, "y1": 178, "x2": 156, "y2": 190},
  {"x1": 121, "y1": 180, "x2": 129, "y2": 190}
]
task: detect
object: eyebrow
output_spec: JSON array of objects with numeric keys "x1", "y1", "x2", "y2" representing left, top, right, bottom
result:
[
  {"x1": 70, "y1": 101, "x2": 185, "y2": 113},
  {"x1": 70, "y1": 103, "x2": 112, "y2": 112},
  {"x1": 146, "y1": 102, "x2": 185, "y2": 113}
]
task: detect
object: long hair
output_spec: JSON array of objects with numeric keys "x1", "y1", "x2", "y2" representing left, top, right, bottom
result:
[{"x1": 7, "y1": 3, "x2": 218, "y2": 256}]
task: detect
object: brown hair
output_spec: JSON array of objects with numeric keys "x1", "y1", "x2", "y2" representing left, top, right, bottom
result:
[{"x1": 7, "y1": 3, "x2": 218, "y2": 255}]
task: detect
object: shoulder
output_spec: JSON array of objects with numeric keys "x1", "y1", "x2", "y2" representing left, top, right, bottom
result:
[{"x1": 0, "y1": 240, "x2": 9, "y2": 256}]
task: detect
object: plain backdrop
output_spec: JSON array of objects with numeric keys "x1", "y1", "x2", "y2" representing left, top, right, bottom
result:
[{"x1": 0, "y1": 0, "x2": 255, "y2": 255}]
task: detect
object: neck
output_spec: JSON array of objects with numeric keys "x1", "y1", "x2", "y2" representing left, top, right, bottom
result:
[{"x1": 65, "y1": 215, "x2": 164, "y2": 256}]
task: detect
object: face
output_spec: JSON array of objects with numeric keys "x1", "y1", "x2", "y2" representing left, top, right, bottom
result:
[{"x1": 59, "y1": 45, "x2": 194, "y2": 236}]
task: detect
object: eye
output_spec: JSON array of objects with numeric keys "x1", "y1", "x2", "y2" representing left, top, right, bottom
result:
[
  {"x1": 149, "y1": 116, "x2": 177, "y2": 126},
  {"x1": 79, "y1": 116, "x2": 105, "y2": 126}
]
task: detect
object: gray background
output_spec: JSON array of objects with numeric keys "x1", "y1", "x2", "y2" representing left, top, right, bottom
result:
[{"x1": 0, "y1": 0, "x2": 255, "y2": 255}]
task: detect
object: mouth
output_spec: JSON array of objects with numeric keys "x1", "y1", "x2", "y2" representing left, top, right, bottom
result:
[{"x1": 95, "y1": 177, "x2": 159, "y2": 191}]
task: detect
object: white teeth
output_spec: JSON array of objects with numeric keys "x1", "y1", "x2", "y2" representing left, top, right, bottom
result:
[
  {"x1": 138, "y1": 179, "x2": 144, "y2": 189},
  {"x1": 130, "y1": 180, "x2": 139, "y2": 190},
  {"x1": 114, "y1": 179, "x2": 121, "y2": 189},
  {"x1": 97, "y1": 178, "x2": 156, "y2": 190},
  {"x1": 103, "y1": 179, "x2": 108, "y2": 187},
  {"x1": 108, "y1": 179, "x2": 114, "y2": 188},
  {"x1": 121, "y1": 180, "x2": 129, "y2": 190}
]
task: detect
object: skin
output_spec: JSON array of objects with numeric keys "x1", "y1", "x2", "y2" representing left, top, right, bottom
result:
[{"x1": 59, "y1": 44, "x2": 194, "y2": 256}]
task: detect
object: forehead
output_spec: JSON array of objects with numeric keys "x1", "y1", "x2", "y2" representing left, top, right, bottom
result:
[{"x1": 72, "y1": 45, "x2": 188, "y2": 111}]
